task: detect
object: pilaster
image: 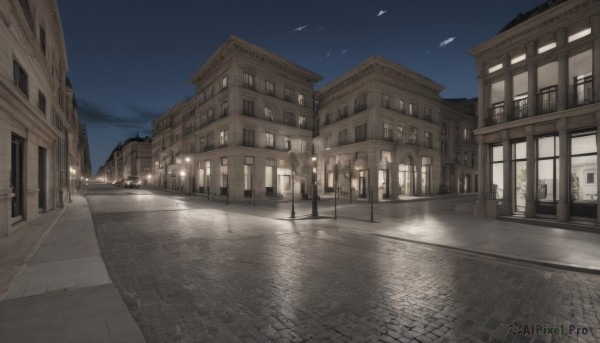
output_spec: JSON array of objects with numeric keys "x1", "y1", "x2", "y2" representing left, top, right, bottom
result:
[
  {"x1": 556, "y1": 118, "x2": 569, "y2": 222},
  {"x1": 525, "y1": 126, "x2": 536, "y2": 218},
  {"x1": 527, "y1": 42, "x2": 538, "y2": 116}
]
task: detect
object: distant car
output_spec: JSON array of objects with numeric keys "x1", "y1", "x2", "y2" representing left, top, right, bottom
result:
[{"x1": 124, "y1": 176, "x2": 141, "y2": 189}]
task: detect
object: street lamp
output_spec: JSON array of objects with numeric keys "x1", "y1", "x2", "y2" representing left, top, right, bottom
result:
[
  {"x1": 311, "y1": 156, "x2": 318, "y2": 217},
  {"x1": 185, "y1": 157, "x2": 191, "y2": 194},
  {"x1": 180, "y1": 170, "x2": 185, "y2": 193},
  {"x1": 147, "y1": 174, "x2": 152, "y2": 188}
]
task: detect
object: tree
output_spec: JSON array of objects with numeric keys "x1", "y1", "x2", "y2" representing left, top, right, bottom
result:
[
  {"x1": 286, "y1": 150, "x2": 309, "y2": 218},
  {"x1": 340, "y1": 162, "x2": 358, "y2": 204}
]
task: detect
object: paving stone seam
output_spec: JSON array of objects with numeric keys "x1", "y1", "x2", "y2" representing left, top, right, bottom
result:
[{"x1": 0, "y1": 205, "x2": 68, "y2": 302}]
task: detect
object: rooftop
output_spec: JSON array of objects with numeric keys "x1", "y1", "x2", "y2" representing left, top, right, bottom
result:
[{"x1": 500, "y1": 0, "x2": 568, "y2": 33}]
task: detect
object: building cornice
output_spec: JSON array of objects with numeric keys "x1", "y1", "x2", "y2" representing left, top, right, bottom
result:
[
  {"x1": 191, "y1": 36, "x2": 323, "y2": 85},
  {"x1": 469, "y1": 0, "x2": 600, "y2": 59},
  {"x1": 316, "y1": 56, "x2": 444, "y2": 101}
]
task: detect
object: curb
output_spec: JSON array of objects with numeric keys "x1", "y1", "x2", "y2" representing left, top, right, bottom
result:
[
  {"x1": 0, "y1": 204, "x2": 68, "y2": 301},
  {"x1": 339, "y1": 228, "x2": 600, "y2": 276}
]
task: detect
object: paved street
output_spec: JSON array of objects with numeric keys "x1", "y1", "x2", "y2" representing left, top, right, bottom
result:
[{"x1": 86, "y1": 184, "x2": 600, "y2": 342}]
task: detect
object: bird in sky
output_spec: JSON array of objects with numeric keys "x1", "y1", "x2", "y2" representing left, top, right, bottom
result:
[
  {"x1": 377, "y1": 10, "x2": 387, "y2": 16},
  {"x1": 439, "y1": 37, "x2": 456, "y2": 47},
  {"x1": 293, "y1": 25, "x2": 308, "y2": 32}
]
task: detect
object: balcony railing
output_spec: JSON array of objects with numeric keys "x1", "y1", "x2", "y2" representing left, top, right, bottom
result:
[
  {"x1": 537, "y1": 89, "x2": 557, "y2": 114},
  {"x1": 487, "y1": 106, "x2": 505, "y2": 126},
  {"x1": 203, "y1": 145, "x2": 214, "y2": 152},
  {"x1": 355, "y1": 136, "x2": 367, "y2": 143},
  {"x1": 568, "y1": 78, "x2": 593, "y2": 108},
  {"x1": 241, "y1": 140, "x2": 255, "y2": 147},
  {"x1": 354, "y1": 104, "x2": 367, "y2": 113},
  {"x1": 512, "y1": 98, "x2": 528, "y2": 120}
]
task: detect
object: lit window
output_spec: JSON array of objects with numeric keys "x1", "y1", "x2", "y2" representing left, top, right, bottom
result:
[
  {"x1": 265, "y1": 81, "x2": 274, "y2": 96},
  {"x1": 222, "y1": 76, "x2": 228, "y2": 90},
  {"x1": 510, "y1": 54, "x2": 526, "y2": 65},
  {"x1": 538, "y1": 42, "x2": 556, "y2": 54},
  {"x1": 488, "y1": 63, "x2": 503, "y2": 74},
  {"x1": 243, "y1": 72, "x2": 254, "y2": 89},
  {"x1": 568, "y1": 28, "x2": 591, "y2": 43},
  {"x1": 298, "y1": 94, "x2": 306, "y2": 106}
]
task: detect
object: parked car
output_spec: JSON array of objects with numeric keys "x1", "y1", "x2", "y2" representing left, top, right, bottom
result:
[{"x1": 124, "y1": 176, "x2": 141, "y2": 189}]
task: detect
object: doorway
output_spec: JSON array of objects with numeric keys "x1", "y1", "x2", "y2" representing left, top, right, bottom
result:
[
  {"x1": 38, "y1": 147, "x2": 46, "y2": 211},
  {"x1": 11, "y1": 134, "x2": 25, "y2": 222}
]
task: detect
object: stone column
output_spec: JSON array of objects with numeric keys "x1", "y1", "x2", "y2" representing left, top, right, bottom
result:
[
  {"x1": 416, "y1": 154, "x2": 422, "y2": 196},
  {"x1": 503, "y1": 55, "x2": 513, "y2": 122},
  {"x1": 477, "y1": 63, "x2": 486, "y2": 128},
  {"x1": 557, "y1": 29, "x2": 569, "y2": 111},
  {"x1": 592, "y1": 15, "x2": 600, "y2": 103},
  {"x1": 527, "y1": 42, "x2": 538, "y2": 116},
  {"x1": 525, "y1": 126, "x2": 536, "y2": 218},
  {"x1": 390, "y1": 158, "x2": 399, "y2": 198},
  {"x1": 557, "y1": 118, "x2": 569, "y2": 221},
  {"x1": 475, "y1": 136, "x2": 487, "y2": 217},
  {"x1": 502, "y1": 131, "x2": 512, "y2": 215}
]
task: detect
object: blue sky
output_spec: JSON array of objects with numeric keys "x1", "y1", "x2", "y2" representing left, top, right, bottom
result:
[{"x1": 58, "y1": 0, "x2": 547, "y2": 173}]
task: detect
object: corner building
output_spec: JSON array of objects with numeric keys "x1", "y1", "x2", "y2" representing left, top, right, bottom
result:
[
  {"x1": 314, "y1": 57, "x2": 477, "y2": 201},
  {"x1": 470, "y1": 0, "x2": 600, "y2": 224},
  {"x1": 153, "y1": 37, "x2": 322, "y2": 201}
]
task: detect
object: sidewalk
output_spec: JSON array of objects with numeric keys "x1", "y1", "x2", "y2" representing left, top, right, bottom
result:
[
  {"x1": 0, "y1": 195, "x2": 144, "y2": 343},
  {"x1": 188, "y1": 194, "x2": 600, "y2": 274}
]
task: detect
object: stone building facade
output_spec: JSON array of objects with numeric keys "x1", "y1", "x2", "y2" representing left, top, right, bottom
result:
[
  {"x1": 97, "y1": 136, "x2": 152, "y2": 186},
  {"x1": 470, "y1": 0, "x2": 600, "y2": 224},
  {"x1": 0, "y1": 0, "x2": 88, "y2": 237},
  {"x1": 152, "y1": 37, "x2": 322, "y2": 201},
  {"x1": 314, "y1": 56, "x2": 477, "y2": 201}
]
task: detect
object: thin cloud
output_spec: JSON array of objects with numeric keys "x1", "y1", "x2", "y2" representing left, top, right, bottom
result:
[
  {"x1": 293, "y1": 25, "x2": 308, "y2": 32},
  {"x1": 338, "y1": 49, "x2": 348, "y2": 58},
  {"x1": 377, "y1": 10, "x2": 387, "y2": 16},
  {"x1": 439, "y1": 37, "x2": 456, "y2": 48},
  {"x1": 78, "y1": 100, "x2": 158, "y2": 130},
  {"x1": 325, "y1": 52, "x2": 332, "y2": 58}
]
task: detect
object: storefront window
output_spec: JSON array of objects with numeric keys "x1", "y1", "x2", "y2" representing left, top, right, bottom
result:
[
  {"x1": 512, "y1": 141, "x2": 526, "y2": 212},
  {"x1": 537, "y1": 136, "x2": 559, "y2": 203},
  {"x1": 491, "y1": 145, "x2": 503, "y2": 199},
  {"x1": 571, "y1": 131, "x2": 597, "y2": 204}
]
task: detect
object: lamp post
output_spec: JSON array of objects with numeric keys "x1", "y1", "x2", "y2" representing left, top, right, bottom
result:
[
  {"x1": 147, "y1": 174, "x2": 152, "y2": 189},
  {"x1": 180, "y1": 170, "x2": 185, "y2": 193},
  {"x1": 185, "y1": 157, "x2": 191, "y2": 194},
  {"x1": 311, "y1": 156, "x2": 318, "y2": 217}
]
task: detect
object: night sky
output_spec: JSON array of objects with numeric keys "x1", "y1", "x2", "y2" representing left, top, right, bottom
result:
[{"x1": 57, "y1": 0, "x2": 547, "y2": 174}]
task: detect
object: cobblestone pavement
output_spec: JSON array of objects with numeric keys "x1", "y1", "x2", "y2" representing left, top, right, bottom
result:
[{"x1": 87, "y1": 184, "x2": 600, "y2": 342}]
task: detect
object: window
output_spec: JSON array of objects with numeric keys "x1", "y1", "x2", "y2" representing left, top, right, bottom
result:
[
  {"x1": 243, "y1": 72, "x2": 254, "y2": 89},
  {"x1": 39, "y1": 27, "x2": 46, "y2": 55},
  {"x1": 587, "y1": 172, "x2": 595, "y2": 184},
  {"x1": 13, "y1": 60, "x2": 28, "y2": 97},
  {"x1": 354, "y1": 94, "x2": 367, "y2": 113},
  {"x1": 513, "y1": 141, "x2": 527, "y2": 212},
  {"x1": 265, "y1": 133, "x2": 274, "y2": 148},
  {"x1": 38, "y1": 90, "x2": 46, "y2": 114},
  {"x1": 265, "y1": 81, "x2": 274, "y2": 96},
  {"x1": 399, "y1": 100, "x2": 405, "y2": 113},
  {"x1": 199, "y1": 92, "x2": 205, "y2": 104},
  {"x1": 298, "y1": 94, "x2": 306, "y2": 106},
  {"x1": 441, "y1": 124, "x2": 447, "y2": 136},
  {"x1": 284, "y1": 87, "x2": 292, "y2": 102},
  {"x1": 219, "y1": 130, "x2": 228, "y2": 147},
  {"x1": 220, "y1": 157, "x2": 228, "y2": 191},
  {"x1": 421, "y1": 157, "x2": 432, "y2": 194},
  {"x1": 491, "y1": 145, "x2": 503, "y2": 199},
  {"x1": 283, "y1": 136, "x2": 291, "y2": 150},
  {"x1": 284, "y1": 112, "x2": 295, "y2": 126},
  {"x1": 18, "y1": 0, "x2": 33, "y2": 30},
  {"x1": 423, "y1": 107, "x2": 432, "y2": 121},
  {"x1": 355, "y1": 124, "x2": 367, "y2": 142},
  {"x1": 568, "y1": 28, "x2": 591, "y2": 42},
  {"x1": 571, "y1": 131, "x2": 597, "y2": 204},
  {"x1": 298, "y1": 115, "x2": 307, "y2": 129},
  {"x1": 242, "y1": 99, "x2": 255, "y2": 116},
  {"x1": 265, "y1": 159, "x2": 274, "y2": 193},
  {"x1": 510, "y1": 53, "x2": 526, "y2": 65},
  {"x1": 338, "y1": 105, "x2": 349, "y2": 119},
  {"x1": 424, "y1": 132, "x2": 432, "y2": 148},
  {"x1": 408, "y1": 127, "x2": 418, "y2": 145},
  {"x1": 242, "y1": 129, "x2": 255, "y2": 147},
  {"x1": 264, "y1": 107, "x2": 273, "y2": 121},
  {"x1": 409, "y1": 103, "x2": 417, "y2": 116},
  {"x1": 538, "y1": 42, "x2": 556, "y2": 54},
  {"x1": 383, "y1": 123, "x2": 393, "y2": 141},
  {"x1": 221, "y1": 101, "x2": 228, "y2": 116},
  {"x1": 441, "y1": 141, "x2": 447, "y2": 155},
  {"x1": 207, "y1": 108, "x2": 214, "y2": 122},
  {"x1": 324, "y1": 113, "x2": 331, "y2": 124},
  {"x1": 398, "y1": 125, "x2": 404, "y2": 143},
  {"x1": 339, "y1": 129, "x2": 348, "y2": 145},
  {"x1": 222, "y1": 76, "x2": 228, "y2": 90},
  {"x1": 513, "y1": 93, "x2": 528, "y2": 119},
  {"x1": 244, "y1": 158, "x2": 253, "y2": 196},
  {"x1": 488, "y1": 63, "x2": 503, "y2": 74},
  {"x1": 382, "y1": 94, "x2": 390, "y2": 109}
]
